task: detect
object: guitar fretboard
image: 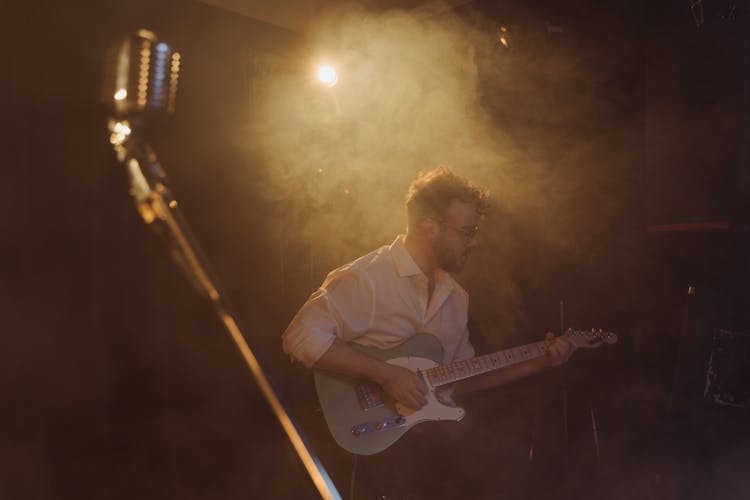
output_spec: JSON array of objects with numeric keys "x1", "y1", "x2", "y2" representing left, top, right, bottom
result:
[{"x1": 425, "y1": 340, "x2": 549, "y2": 387}]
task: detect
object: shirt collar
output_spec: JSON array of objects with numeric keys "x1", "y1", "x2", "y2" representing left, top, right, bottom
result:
[
  {"x1": 389, "y1": 235, "x2": 425, "y2": 278},
  {"x1": 389, "y1": 236, "x2": 459, "y2": 288}
]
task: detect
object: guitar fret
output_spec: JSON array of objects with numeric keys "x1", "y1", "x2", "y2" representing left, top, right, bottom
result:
[
  {"x1": 424, "y1": 329, "x2": 623, "y2": 388},
  {"x1": 491, "y1": 355, "x2": 500, "y2": 369},
  {"x1": 532, "y1": 342, "x2": 545, "y2": 357},
  {"x1": 475, "y1": 358, "x2": 484, "y2": 372},
  {"x1": 428, "y1": 339, "x2": 553, "y2": 387},
  {"x1": 491, "y1": 352, "x2": 501, "y2": 367}
]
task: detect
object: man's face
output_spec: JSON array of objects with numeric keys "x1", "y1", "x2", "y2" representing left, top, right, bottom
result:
[{"x1": 434, "y1": 199, "x2": 480, "y2": 273}]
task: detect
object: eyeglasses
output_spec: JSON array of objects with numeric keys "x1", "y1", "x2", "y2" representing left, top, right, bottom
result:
[{"x1": 439, "y1": 221, "x2": 479, "y2": 243}]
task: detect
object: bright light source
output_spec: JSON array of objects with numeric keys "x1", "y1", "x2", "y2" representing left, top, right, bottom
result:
[
  {"x1": 113, "y1": 121, "x2": 131, "y2": 136},
  {"x1": 114, "y1": 88, "x2": 128, "y2": 101},
  {"x1": 109, "y1": 120, "x2": 132, "y2": 145},
  {"x1": 499, "y1": 26, "x2": 510, "y2": 48},
  {"x1": 317, "y1": 65, "x2": 338, "y2": 87}
]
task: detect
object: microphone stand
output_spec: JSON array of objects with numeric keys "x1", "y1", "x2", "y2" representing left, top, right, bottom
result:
[{"x1": 108, "y1": 119, "x2": 342, "y2": 500}]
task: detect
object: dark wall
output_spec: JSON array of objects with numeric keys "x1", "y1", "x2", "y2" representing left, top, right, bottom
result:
[{"x1": 643, "y1": 4, "x2": 750, "y2": 369}]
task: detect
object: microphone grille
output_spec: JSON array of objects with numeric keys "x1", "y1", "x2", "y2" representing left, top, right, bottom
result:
[{"x1": 102, "y1": 29, "x2": 180, "y2": 117}]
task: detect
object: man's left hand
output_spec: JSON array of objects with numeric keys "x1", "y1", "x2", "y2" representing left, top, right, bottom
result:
[{"x1": 544, "y1": 332, "x2": 577, "y2": 367}]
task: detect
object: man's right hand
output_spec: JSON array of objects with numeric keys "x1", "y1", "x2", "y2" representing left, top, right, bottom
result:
[
  {"x1": 313, "y1": 339, "x2": 428, "y2": 410},
  {"x1": 375, "y1": 362, "x2": 427, "y2": 410}
]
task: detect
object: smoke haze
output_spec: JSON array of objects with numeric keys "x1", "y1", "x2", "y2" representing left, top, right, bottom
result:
[{"x1": 246, "y1": 2, "x2": 642, "y2": 339}]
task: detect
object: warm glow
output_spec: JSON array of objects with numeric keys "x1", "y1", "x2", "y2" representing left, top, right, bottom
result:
[
  {"x1": 113, "y1": 121, "x2": 131, "y2": 136},
  {"x1": 109, "y1": 120, "x2": 132, "y2": 145},
  {"x1": 114, "y1": 88, "x2": 127, "y2": 101},
  {"x1": 499, "y1": 26, "x2": 510, "y2": 48},
  {"x1": 316, "y1": 65, "x2": 338, "y2": 87}
]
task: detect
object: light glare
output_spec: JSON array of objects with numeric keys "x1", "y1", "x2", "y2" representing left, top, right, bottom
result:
[
  {"x1": 114, "y1": 88, "x2": 128, "y2": 101},
  {"x1": 109, "y1": 120, "x2": 132, "y2": 145},
  {"x1": 317, "y1": 65, "x2": 338, "y2": 87},
  {"x1": 499, "y1": 26, "x2": 510, "y2": 48}
]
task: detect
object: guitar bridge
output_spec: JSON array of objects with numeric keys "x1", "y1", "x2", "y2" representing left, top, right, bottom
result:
[{"x1": 355, "y1": 382, "x2": 385, "y2": 411}]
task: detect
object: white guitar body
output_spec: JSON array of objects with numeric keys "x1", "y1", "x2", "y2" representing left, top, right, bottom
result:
[
  {"x1": 386, "y1": 356, "x2": 466, "y2": 427},
  {"x1": 314, "y1": 333, "x2": 457, "y2": 455}
]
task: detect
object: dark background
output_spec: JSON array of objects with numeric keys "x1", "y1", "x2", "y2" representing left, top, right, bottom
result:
[{"x1": 2, "y1": 0, "x2": 750, "y2": 498}]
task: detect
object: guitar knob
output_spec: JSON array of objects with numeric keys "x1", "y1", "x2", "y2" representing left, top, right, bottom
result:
[
  {"x1": 351, "y1": 425, "x2": 362, "y2": 436},
  {"x1": 375, "y1": 421, "x2": 384, "y2": 430}
]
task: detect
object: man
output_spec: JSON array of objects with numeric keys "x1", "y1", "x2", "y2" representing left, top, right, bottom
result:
[
  {"x1": 282, "y1": 167, "x2": 576, "y2": 496},
  {"x1": 283, "y1": 167, "x2": 575, "y2": 407}
]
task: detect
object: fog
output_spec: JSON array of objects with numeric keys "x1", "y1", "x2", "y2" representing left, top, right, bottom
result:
[{"x1": 243, "y1": 2, "x2": 641, "y2": 342}]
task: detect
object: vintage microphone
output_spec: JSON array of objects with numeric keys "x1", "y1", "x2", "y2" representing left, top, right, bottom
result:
[{"x1": 102, "y1": 29, "x2": 341, "y2": 500}]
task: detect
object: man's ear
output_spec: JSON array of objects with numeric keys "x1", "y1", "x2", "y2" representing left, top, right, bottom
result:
[{"x1": 422, "y1": 217, "x2": 442, "y2": 241}]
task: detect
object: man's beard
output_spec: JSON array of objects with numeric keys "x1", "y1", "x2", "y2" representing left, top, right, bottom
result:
[{"x1": 436, "y1": 242, "x2": 468, "y2": 273}]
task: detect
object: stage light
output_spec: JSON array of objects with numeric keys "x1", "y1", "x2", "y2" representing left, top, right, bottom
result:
[
  {"x1": 317, "y1": 65, "x2": 338, "y2": 87},
  {"x1": 499, "y1": 26, "x2": 510, "y2": 48},
  {"x1": 114, "y1": 88, "x2": 127, "y2": 101}
]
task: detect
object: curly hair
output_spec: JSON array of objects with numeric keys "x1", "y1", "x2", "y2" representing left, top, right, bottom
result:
[{"x1": 405, "y1": 166, "x2": 490, "y2": 230}]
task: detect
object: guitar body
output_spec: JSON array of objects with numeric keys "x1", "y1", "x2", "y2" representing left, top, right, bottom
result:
[
  {"x1": 313, "y1": 328, "x2": 617, "y2": 455},
  {"x1": 314, "y1": 333, "x2": 465, "y2": 455}
]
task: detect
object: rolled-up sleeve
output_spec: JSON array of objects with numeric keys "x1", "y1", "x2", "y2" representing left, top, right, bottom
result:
[{"x1": 281, "y1": 271, "x2": 375, "y2": 367}]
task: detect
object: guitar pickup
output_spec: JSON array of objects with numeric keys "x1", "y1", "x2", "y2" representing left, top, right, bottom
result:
[
  {"x1": 355, "y1": 382, "x2": 385, "y2": 411},
  {"x1": 351, "y1": 415, "x2": 406, "y2": 437}
]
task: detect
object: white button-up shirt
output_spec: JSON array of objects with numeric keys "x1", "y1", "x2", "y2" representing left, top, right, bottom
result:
[{"x1": 282, "y1": 235, "x2": 475, "y2": 367}]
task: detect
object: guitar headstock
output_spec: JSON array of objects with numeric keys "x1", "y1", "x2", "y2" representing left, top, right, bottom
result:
[{"x1": 564, "y1": 328, "x2": 618, "y2": 349}]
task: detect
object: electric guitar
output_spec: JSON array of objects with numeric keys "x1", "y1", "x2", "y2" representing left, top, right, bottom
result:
[{"x1": 313, "y1": 329, "x2": 617, "y2": 455}]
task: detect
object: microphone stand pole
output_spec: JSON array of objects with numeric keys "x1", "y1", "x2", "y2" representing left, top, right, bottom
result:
[{"x1": 108, "y1": 120, "x2": 341, "y2": 500}]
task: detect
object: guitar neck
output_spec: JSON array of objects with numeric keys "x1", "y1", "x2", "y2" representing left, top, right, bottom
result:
[{"x1": 425, "y1": 340, "x2": 549, "y2": 387}]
